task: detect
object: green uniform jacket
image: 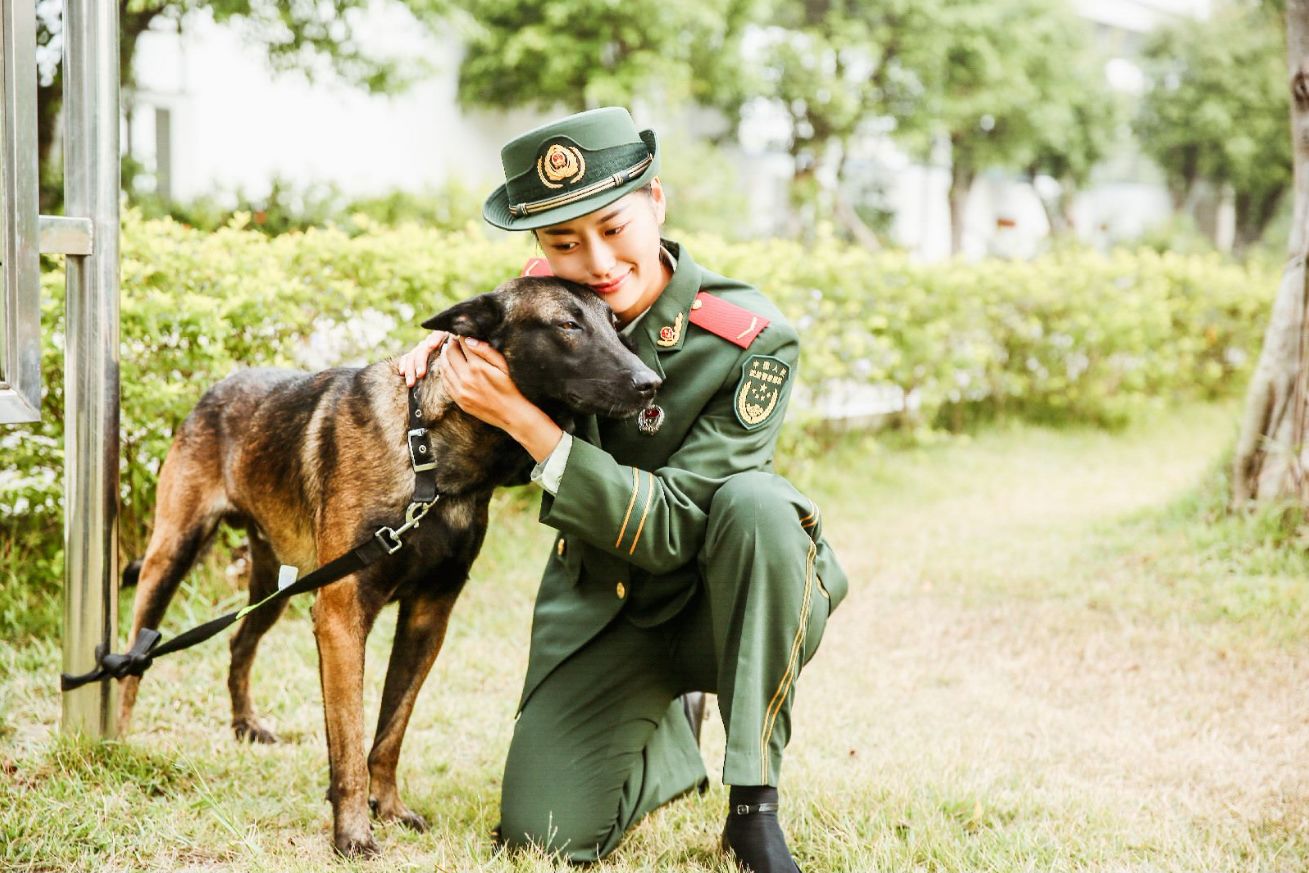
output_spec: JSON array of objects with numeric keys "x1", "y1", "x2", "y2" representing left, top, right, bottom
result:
[{"x1": 520, "y1": 241, "x2": 849, "y2": 712}]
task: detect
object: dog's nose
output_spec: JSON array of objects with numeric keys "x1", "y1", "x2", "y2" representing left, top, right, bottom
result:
[{"x1": 631, "y1": 372, "x2": 662, "y2": 394}]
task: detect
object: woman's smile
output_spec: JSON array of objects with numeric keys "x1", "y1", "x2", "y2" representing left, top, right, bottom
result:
[{"x1": 589, "y1": 270, "x2": 632, "y2": 296}]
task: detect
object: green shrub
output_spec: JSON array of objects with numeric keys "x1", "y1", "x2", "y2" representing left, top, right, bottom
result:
[{"x1": 0, "y1": 213, "x2": 1275, "y2": 634}]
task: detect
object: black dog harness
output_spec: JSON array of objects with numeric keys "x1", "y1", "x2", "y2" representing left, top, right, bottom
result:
[{"x1": 61, "y1": 384, "x2": 441, "y2": 692}]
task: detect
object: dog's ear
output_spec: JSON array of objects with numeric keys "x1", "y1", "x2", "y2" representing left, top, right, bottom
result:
[{"x1": 421, "y1": 293, "x2": 503, "y2": 339}]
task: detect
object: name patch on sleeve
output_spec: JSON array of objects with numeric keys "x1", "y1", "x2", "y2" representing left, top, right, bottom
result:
[{"x1": 735, "y1": 355, "x2": 791, "y2": 430}]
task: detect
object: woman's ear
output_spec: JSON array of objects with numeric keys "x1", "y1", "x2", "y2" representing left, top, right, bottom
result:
[
  {"x1": 421, "y1": 292, "x2": 504, "y2": 339},
  {"x1": 649, "y1": 177, "x2": 667, "y2": 226}
]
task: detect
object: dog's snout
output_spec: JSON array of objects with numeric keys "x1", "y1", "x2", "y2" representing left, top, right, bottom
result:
[{"x1": 631, "y1": 371, "x2": 662, "y2": 394}]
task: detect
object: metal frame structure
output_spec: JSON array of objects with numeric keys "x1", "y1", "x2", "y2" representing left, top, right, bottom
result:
[{"x1": 2, "y1": 1, "x2": 121, "y2": 737}]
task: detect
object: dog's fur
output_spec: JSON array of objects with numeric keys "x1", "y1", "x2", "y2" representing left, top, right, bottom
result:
[{"x1": 118, "y1": 276, "x2": 660, "y2": 857}]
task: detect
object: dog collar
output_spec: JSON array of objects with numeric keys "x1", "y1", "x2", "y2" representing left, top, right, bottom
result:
[{"x1": 407, "y1": 382, "x2": 439, "y2": 504}]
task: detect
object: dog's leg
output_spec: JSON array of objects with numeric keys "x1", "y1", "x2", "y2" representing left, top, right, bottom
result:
[
  {"x1": 228, "y1": 531, "x2": 289, "y2": 744},
  {"x1": 119, "y1": 449, "x2": 224, "y2": 735},
  {"x1": 367, "y1": 586, "x2": 459, "y2": 831},
  {"x1": 314, "y1": 573, "x2": 383, "y2": 858}
]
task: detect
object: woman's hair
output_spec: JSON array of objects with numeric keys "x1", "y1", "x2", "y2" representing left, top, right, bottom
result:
[{"x1": 531, "y1": 181, "x2": 658, "y2": 247}]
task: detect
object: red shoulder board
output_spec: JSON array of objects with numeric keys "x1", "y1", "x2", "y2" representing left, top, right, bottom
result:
[
  {"x1": 688, "y1": 292, "x2": 769, "y2": 349},
  {"x1": 521, "y1": 257, "x2": 553, "y2": 277}
]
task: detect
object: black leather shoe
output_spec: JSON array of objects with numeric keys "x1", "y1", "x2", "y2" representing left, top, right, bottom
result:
[{"x1": 721, "y1": 793, "x2": 802, "y2": 873}]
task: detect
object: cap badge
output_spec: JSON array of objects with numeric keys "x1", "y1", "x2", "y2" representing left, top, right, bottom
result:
[
  {"x1": 637, "y1": 405, "x2": 666, "y2": 435},
  {"x1": 656, "y1": 312, "x2": 683, "y2": 348},
  {"x1": 538, "y1": 143, "x2": 586, "y2": 189}
]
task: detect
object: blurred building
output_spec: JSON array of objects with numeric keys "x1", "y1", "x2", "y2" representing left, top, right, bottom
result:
[{"x1": 128, "y1": 0, "x2": 1211, "y2": 258}]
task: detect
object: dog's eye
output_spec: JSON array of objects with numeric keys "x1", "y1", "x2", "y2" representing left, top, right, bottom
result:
[{"x1": 559, "y1": 320, "x2": 582, "y2": 332}]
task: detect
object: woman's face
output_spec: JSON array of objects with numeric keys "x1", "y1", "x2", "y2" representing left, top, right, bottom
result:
[{"x1": 534, "y1": 178, "x2": 671, "y2": 325}]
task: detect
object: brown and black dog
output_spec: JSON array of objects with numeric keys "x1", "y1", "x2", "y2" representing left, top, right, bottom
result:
[{"x1": 118, "y1": 276, "x2": 660, "y2": 857}]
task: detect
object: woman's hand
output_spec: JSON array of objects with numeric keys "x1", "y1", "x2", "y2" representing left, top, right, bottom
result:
[
  {"x1": 397, "y1": 330, "x2": 450, "y2": 388},
  {"x1": 440, "y1": 337, "x2": 564, "y2": 462}
]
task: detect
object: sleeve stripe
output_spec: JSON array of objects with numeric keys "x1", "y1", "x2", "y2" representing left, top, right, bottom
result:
[
  {"x1": 627, "y1": 471, "x2": 659, "y2": 555},
  {"x1": 614, "y1": 467, "x2": 640, "y2": 549}
]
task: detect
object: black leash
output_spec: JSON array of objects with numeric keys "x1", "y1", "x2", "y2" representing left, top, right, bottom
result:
[{"x1": 61, "y1": 383, "x2": 441, "y2": 692}]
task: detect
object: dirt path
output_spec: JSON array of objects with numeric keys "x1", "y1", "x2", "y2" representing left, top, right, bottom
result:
[{"x1": 781, "y1": 407, "x2": 1309, "y2": 870}]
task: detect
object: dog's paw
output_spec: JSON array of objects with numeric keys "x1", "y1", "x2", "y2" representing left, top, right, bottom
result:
[
  {"x1": 333, "y1": 833, "x2": 380, "y2": 859},
  {"x1": 232, "y1": 718, "x2": 279, "y2": 744},
  {"x1": 332, "y1": 820, "x2": 380, "y2": 859},
  {"x1": 389, "y1": 808, "x2": 430, "y2": 833},
  {"x1": 371, "y1": 796, "x2": 430, "y2": 832}
]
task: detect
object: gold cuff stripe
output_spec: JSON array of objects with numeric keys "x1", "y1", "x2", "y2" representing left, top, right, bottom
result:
[
  {"x1": 615, "y1": 467, "x2": 640, "y2": 549},
  {"x1": 509, "y1": 155, "x2": 654, "y2": 217},
  {"x1": 758, "y1": 540, "x2": 818, "y2": 784},
  {"x1": 628, "y1": 472, "x2": 658, "y2": 555}
]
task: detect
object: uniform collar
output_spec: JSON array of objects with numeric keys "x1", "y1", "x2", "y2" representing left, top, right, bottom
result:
[
  {"x1": 635, "y1": 239, "x2": 699, "y2": 370},
  {"x1": 619, "y1": 245, "x2": 677, "y2": 337}
]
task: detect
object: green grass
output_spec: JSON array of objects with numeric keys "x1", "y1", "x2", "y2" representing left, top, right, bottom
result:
[{"x1": 3, "y1": 401, "x2": 1308, "y2": 871}]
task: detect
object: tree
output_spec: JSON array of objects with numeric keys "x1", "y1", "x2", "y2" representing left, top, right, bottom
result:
[
  {"x1": 1135, "y1": 4, "x2": 1291, "y2": 249},
  {"x1": 36, "y1": 0, "x2": 445, "y2": 208},
  {"x1": 1024, "y1": 52, "x2": 1122, "y2": 237},
  {"x1": 731, "y1": 0, "x2": 940, "y2": 245},
  {"x1": 1232, "y1": 0, "x2": 1309, "y2": 504},
  {"x1": 454, "y1": 0, "x2": 757, "y2": 112},
  {"x1": 903, "y1": 0, "x2": 1106, "y2": 254}
]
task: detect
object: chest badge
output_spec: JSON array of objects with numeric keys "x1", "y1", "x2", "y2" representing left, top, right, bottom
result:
[
  {"x1": 734, "y1": 355, "x2": 791, "y2": 430},
  {"x1": 656, "y1": 312, "x2": 683, "y2": 348},
  {"x1": 637, "y1": 404, "x2": 666, "y2": 436}
]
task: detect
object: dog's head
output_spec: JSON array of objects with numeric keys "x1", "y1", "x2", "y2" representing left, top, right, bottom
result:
[{"x1": 421, "y1": 277, "x2": 662, "y2": 419}]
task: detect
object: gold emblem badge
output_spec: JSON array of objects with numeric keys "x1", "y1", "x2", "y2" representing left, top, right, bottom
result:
[
  {"x1": 734, "y1": 355, "x2": 791, "y2": 430},
  {"x1": 537, "y1": 143, "x2": 586, "y2": 189},
  {"x1": 656, "y1": 312, "x2": 683, "y2": 348}
]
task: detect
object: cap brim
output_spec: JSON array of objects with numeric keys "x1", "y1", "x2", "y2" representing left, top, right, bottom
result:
[{"x1": 482, "y1": 129, "x2": 660, "y2": 231}]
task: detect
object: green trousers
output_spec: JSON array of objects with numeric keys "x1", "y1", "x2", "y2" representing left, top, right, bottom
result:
[{"x1": 499, "y1": 471, "x2": 838, "y2": 862}]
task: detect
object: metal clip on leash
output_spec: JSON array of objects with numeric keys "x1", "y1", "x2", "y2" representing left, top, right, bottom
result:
[{"x1": 374, "y1": 499, "x2": 438, "y2": 554}]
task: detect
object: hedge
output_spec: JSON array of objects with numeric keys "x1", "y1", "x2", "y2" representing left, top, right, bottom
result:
[{"x1": 0, "y1": 212, "x2": 1275, "y2": 597}]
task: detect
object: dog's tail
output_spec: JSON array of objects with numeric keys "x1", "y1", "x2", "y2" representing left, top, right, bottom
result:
[{"x1": 122, "y1": 558, "x2": 143, "y2": 588}]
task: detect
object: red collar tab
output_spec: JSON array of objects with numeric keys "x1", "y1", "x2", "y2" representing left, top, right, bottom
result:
[
  {"x1": 521, "y1": 257, "x2": 553, "y2": 277},
  {"x1": 687, "y1": 292, "x2": 769, "y2": 349}
]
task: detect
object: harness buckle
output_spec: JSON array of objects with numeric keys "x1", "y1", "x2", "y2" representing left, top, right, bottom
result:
[
  {"x1": 408, "y1": 427, "x2": 437, "y2": 473},
  {"x1": 374, "y1": 526, "x2": 403, "y2": 555}
]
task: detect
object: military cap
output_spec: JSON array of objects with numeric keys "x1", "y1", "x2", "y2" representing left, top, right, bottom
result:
[{"x1": 483, "y1": 106, "x2": 660, "y2": 231}]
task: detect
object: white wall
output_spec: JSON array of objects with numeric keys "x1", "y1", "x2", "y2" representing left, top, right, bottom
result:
[{"x1": 131, "y1": 6, "x2": 555, "y2": 203}]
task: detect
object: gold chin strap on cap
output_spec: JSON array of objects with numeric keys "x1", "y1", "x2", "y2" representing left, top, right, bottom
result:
[{"x1": 509, "y1": 155, "x2": 654, "y2": 217}]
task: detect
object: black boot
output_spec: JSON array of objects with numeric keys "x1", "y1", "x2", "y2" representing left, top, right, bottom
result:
[{"x1": 721, "y1": 785, "x2": 801, "y2": 873}]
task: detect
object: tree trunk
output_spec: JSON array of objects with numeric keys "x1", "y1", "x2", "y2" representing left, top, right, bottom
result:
[
  {"x1": 37, "y1": 74, "x2": 62, "y2": 211},
  {"x1": 831, "y1": 146, "x2": 880, "y2": 251},
  {"x1": 948, "y1": 145, "x2": 973, "y2": 256},
  {"x1": 1232, "y1": 1, "x2": 1309, "y2": 505},
  {"x1": 1234, "y1": 185, "x2": 1288, "y2": 252}
]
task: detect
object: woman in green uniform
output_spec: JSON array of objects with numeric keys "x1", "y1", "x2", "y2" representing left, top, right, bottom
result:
[{"x1": 399, "y1": 107, "x2": 847, "y2": 873}]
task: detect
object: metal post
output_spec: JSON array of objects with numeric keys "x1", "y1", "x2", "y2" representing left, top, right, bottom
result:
[
  {"x1": 60, "y1": 0, "x2": 121, "y2": 738},
  {"x1": 0, "y1": 0, "x2": 41, "y2": 424}
]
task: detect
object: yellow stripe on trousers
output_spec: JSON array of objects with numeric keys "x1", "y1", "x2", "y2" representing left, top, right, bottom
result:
[{"x1": 758, "y1": 539, "x2": 818, "y2": 784}]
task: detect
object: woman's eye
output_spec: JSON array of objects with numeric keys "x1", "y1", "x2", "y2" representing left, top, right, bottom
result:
[
  {"x1": 552, "y1": 242, "x2": 577, "y2": 252},
  {"x1": 605, "y1": 224, "x2": 627, "y2": 236}
]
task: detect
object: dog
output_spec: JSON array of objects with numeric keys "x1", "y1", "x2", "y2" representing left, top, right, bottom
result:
[{"x1": 117, "y1": 276, "x2": 661, "y2": 857}]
